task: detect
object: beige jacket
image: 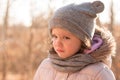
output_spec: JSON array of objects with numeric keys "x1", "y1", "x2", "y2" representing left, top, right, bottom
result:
[{"x1": 34, "y1": 58, "x2": 116, "y2": 80}]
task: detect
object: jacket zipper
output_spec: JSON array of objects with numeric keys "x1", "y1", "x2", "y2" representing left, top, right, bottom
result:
[{"x1": 66, "y1": 73, "x2": 69, "y2": 80}]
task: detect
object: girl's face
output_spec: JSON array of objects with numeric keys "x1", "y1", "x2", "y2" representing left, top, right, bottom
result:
[{"x1": 51, "y1": 27, "x2": 82, "y2": 58}]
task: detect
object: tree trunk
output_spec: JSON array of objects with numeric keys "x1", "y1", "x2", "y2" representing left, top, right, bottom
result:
[
  {"x1": 2, "y1": 0, "x2": 10, "y2": 80},
  {"x1": 96, "y1": 17, "x2": 102, "y2": 27},
  {"x1": 27, "y1": 25, "x2": 34, "y2": 80},
  {"x1": 109, "y1": 0, "x2": 114, "y2": 33}
]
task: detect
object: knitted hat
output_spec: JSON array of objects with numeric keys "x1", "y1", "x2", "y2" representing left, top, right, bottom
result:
[{"x1": 49, "y1": 1, "x2": 104, "y2": 48}]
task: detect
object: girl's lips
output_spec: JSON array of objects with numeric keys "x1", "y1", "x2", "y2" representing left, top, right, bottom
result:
[{"x1": 56, "y1": 49, "x2": 64, "y2": 52}]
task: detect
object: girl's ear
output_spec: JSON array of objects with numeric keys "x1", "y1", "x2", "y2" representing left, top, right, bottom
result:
[{"x1": 79, "y1": 42, "x2": 87, "y2": 53}]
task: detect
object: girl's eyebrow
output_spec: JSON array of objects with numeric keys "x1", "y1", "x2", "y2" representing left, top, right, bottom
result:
[{"x1": 51, "y1": 34, "x2": 56, "y2": 37}]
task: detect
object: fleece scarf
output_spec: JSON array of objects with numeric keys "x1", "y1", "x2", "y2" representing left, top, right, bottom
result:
[{"x1": 49, "y1": 27, "x2": 116, "y2": 73}]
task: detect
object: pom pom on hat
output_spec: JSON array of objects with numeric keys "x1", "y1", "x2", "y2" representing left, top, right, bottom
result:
[{"x1": 92, "y1": 1, "x2": 104, "y2": 13}]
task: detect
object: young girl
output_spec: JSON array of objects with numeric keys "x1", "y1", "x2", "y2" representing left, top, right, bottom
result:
[{"x1": 34, "y1": 1, "x2": 116, "y2": 80}]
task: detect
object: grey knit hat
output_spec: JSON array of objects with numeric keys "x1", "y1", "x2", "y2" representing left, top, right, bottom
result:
[{"x1": 49, "y1": 1, "x2": 104, "y2": 48}]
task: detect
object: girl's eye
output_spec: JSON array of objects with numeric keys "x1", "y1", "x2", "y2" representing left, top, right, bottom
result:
[
  {"x1": 63, "y1": 36, "x2": 70, "y2": 39},
  {"x1": 52, "y1": 35, "x2": 57, "y2": 39}
]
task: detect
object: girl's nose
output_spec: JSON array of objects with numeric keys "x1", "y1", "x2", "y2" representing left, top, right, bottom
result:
[{"x1": 53, "y1": 39, "x2": 62, "y2": 47}]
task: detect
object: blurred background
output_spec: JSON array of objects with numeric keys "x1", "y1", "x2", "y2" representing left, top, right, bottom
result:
[{"x1": 0, "y1": 0, "x2": 120, "y2": 80}]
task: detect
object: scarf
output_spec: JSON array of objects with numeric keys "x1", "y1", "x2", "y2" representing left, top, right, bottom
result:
[
  {"x1": 49, "y1": 27, "x2": 116, "y2": 73},
  {"x1": 49, "y1": 51, "x2": 98, "y2": 72}
]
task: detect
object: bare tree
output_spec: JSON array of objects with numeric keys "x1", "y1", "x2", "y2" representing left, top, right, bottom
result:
[
  {"x1": 109, "y1": 0, "x2": 114, "y2": 33},
  {"x1": 109, "y1": 1, "x2": 120, "y2": 80},
  {"x1": 26, "y1": 1, "x2": 36, "y2": 80},
  {"x1": 1, "y1": 0, "x2": 16, "y2": 80},
  {"x1": 1, "y1": 0, "x2": 10, "y2": 79},
  {"x1": 96, "y1": 17, "x2": 102, "y2": 27}
]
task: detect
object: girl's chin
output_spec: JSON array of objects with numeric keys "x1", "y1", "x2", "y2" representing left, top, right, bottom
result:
[
  {"x1": 57, "y1": 53, "x2": 67, "y2": 59},
  {"x1": 57, "y1": 53, "x2": 70, "y2": 59}
]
